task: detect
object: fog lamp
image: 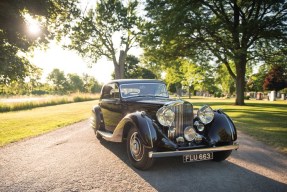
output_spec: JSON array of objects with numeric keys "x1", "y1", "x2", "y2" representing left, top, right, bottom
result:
[
  {"x1": 184, "y1": 126, "x2": 197, "y2": 141},
  {"x1": 194, "y1": 121, "x2": 205, "y2": 132}
]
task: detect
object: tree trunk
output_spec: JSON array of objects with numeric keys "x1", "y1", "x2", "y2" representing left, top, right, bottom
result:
[
  {"x1": 235, "y1": 71, "x2": 245, "y2": 105},
  {"x1": 176, "y1": 85, "x2": 182, "y2": 97},
  {"x1": 234, "y1": 55, "x2": 247, "y2": 105},
  {"x1": 114, "y1": 63, "x2": 121, "y2": 79},
  {"x1": 113, "y1": 50, "x2": 126, "y2": 79},
  {"x1": 118, "y1": 50, "x2": 126, "y2": 79}
]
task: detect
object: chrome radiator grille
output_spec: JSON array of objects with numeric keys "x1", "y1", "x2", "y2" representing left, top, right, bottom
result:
[{"x1": 171, "y1": 102, "x2": 193, "y2": 138}]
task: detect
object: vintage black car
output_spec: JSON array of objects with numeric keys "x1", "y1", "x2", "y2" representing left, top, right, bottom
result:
[{"x1": 91, "y1": 79, "x2": 238, "y2": 170}]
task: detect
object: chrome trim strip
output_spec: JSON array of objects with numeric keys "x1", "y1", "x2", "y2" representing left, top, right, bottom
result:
[
  {"x1": 165, "y1": 100, "x2": 184, "y2": 107},
  {"x1": 148, "y1": 143, "x2": 239, "y2": 158}
]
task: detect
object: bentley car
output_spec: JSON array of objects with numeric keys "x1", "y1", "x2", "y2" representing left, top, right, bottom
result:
[{"x1": 91, "y1": 79, "x2": 239, "y2": 170}]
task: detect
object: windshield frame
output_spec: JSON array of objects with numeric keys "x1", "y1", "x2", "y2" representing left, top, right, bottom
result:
[{"x1": 119, "y1": 83, "x2": 169, "y2": 99}]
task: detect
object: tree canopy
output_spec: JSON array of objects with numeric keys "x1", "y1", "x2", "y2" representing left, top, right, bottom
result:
[
  {"x1": 215, "y1": 62, "x2": 236, "y2": 96},
  {"x1": 263, "y1": 64, "x2": 287, "y2": 92},
  {"x1": 0, "y1": 0, "x2": 78, "y2": 85},
  {"x1": 67, "y1": 0, "x2": 140, "y2": 79},
  {"x1": 142, "y1": 0, "x2": 287, "y2": 105},
  {"x1": 47, "y1": 69, "x2": 68, "y2": 93},
  {"x1": 2, "y1": 0, "x2": 286, "y2": 99},
  {"x1": 124, "y1": 55, "x2": 156, "y2": 79},
  {"x1": 46, "y1": 69, "x2": 102, "y2": 94}
]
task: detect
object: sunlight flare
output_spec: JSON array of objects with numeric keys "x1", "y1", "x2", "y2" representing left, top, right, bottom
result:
[{"x1": 24, "y1": 14, "x2": 41, "y2": 35}]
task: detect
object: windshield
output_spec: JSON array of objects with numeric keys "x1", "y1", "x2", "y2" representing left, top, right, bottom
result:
[{"x1": 120, "y1": 83, "x2": 169, "y2": 98}]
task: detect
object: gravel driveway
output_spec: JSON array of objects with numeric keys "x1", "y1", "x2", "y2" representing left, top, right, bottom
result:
[{"x1": 0, "y1": 120, "x2": 286, "y2": 192}]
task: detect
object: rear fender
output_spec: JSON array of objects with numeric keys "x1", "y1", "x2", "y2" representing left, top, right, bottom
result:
[
  {"x1": 92, "y1": 105, "x2": 105, "y2": 130},
  {"x1": 207, "y1": 110, "x2": 237, "y2": 144}
]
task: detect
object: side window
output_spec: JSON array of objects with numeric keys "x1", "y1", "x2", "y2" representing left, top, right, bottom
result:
[
  {"x1": 102, "y1": 83, "x2": 120, "y2": 99},
  {"x1": 102, "y1": 84, "x2": 113, "y2": 99},
  {"x1": 111, "y1": 84, "x2": 120, "y2": 99}
]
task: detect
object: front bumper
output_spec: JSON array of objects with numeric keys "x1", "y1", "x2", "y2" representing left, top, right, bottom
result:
[{"x1": 148, "y1": 143, "x2": 239, "y2": 158}]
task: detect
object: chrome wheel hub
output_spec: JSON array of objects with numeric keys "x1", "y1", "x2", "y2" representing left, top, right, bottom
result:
[{"x1": 129, "y1": 132, "x2": 143, "y2": 161}]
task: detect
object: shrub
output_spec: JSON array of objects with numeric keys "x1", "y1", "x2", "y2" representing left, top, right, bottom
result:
[
  {"x1": 0, "y1": 104, "x2": 10, "y2": 113},
  {"x1": 31, "y1": 90, "x2": 49, "y2": 95}
]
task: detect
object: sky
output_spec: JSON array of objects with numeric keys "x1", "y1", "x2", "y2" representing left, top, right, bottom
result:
[
  {"x1": 30, "y1": 41, "x2": 114, "y2": 84},
  {"x1": 28, "y1": 0, "x2": 143, "y2": 84},
  {"x1": 30, "y1": 41, "x2": 142, "y2": 84}
]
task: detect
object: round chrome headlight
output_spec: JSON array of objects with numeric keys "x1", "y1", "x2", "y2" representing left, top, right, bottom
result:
[
  {"x1": 184, "y1": 126, "x2": 197, "y2": 141},
  {"x1": 194, "y1": 121, "x2": 205, "y2": 132},
  {"x1": 197, "y1": 105, "x2": 214, "y2": 124},
  {"x1": 156, "y1": 106, "x2": 175, "y2": 127}
]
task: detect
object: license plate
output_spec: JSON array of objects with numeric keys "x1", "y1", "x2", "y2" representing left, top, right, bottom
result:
[{"x1": 183, "y1": 152, "x2": 213, "y2": 163}]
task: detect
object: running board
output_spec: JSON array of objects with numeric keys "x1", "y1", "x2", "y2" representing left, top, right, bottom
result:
[{"x1": 97, "y1": 130, "x2": 122, "y2": 142}]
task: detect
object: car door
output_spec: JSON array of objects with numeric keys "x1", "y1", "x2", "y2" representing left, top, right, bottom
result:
[{"x1": 100, "y1": 83, "x2": 123, "y2": 132}]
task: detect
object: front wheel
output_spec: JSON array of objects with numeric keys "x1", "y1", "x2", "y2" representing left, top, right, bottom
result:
[{"x1": 126, "y1": 127, "x2": 154, "y2": 170}]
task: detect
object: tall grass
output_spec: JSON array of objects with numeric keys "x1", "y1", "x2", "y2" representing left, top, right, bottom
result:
[{"x1": 0, "y1": 94, "x2": 99, "y2": 113}]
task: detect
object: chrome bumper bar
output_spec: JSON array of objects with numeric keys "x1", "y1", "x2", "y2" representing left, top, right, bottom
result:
[{"x1": 148, "y1": 143, "x2": 239, "y2": 158}]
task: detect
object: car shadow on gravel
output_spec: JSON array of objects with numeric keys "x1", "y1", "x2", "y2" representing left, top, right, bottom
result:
[{"x1": 99, "y1": 140, "x2": 287, "y2": 192}]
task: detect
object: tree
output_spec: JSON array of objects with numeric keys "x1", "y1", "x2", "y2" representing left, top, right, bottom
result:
[
  {"x1": 165, "y1": 62, "x2": 184, "y2": 95},
  {"x1": 26, "y1": 68, "x2": 43, "y2": 94},
  {"x1": 263, "y1": 64, "x2": 287, "y2": 92},
  {"x1": 0, "y1": 0, "x2": 78, "y2": 85},
  {"x1": 124, "y1": 55, "x2": 156, "y2": 79},
  {"x1": 246, "y1": 65, "x2": 268, "y2": 92},
  {"x1": 164, "y1": 58, "x2": 216, "y2": 96},
  {"x1": 67, "y1": 0, "x2": 140, "y2": 79},
  {"x1": 143, "y1": 0, "x2": 287, "y2": 105},
  {"x1": 67, "y1": 73, "x2": 84, "y2": 93},
  {"x1": 82, "y1": 74, "x2": 102, "y2": 93},
  {"x1": 47, "y1": 69, "x2": 68, "y2": 94},
  {"x1": 216, "y1": 62, "x2": 236, "y2": 96}
]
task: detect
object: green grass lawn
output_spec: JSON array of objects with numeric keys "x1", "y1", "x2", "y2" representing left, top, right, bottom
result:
[
  {"x1": 185, "y1": 97, "x2": 287, "y2": 154},
  {"x1": 0, "y1": 100, "x2": 98, "y2": 146}
]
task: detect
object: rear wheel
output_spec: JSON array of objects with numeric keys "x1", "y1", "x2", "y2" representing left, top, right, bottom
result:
[{"x1": 126, "y1": 127, "x2": 154, "y2": 170}]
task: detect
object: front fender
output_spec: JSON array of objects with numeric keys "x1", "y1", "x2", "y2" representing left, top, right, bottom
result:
[
  {"x1": 207, "y1": 110, "x2": 237, "y2": 145},
  {"x1": 129, "y1": 112, "x2": 157, "y2": 149},
  {"x1": 112, "y1": 112, "x2": 157, "y2": 148}
]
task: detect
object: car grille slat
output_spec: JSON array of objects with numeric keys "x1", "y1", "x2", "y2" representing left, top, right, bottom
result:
[{"x1": 172, "y1": 103, "x2": 193, "y2": 139}]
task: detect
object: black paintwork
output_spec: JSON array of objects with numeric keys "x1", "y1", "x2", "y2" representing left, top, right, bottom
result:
[{"x1": 93, "y1": 79, "x2": 237, "y2": 152}]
